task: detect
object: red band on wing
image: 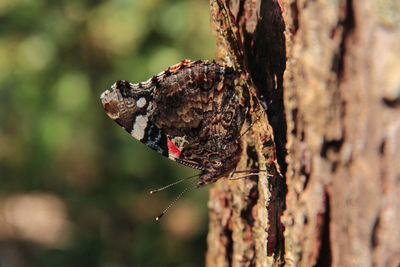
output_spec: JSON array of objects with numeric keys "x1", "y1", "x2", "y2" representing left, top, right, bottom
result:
[{"x1": 167, "y1": 137, "x2": 182, "y2": 158}]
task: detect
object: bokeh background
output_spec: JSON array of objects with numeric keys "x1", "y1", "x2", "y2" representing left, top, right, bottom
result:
[{"x1": 0, "y1": 0, "x2": 216, "y2": 266}]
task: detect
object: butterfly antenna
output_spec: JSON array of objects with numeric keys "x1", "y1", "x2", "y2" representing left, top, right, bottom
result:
[
  {"x1": 228, "y1": 169, "x2": 273, "y2": 181},
  {"x1": 230, "y1": 173, "x2": 270, "y2": 180},
  {"x1": 236, "y1": 110, "x2": 264, "y2": 142},
  {"x1": 150, "y1": 173, "x2": 200, "y2": 194},
  {"x1": 155, "y1": 182, "x2": 195, "y2": 221},
  {"x1": 233, "y1": 169, "x2": 267, "y2": 173}
]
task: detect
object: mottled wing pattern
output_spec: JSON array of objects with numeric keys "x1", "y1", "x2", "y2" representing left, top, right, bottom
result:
[
  {"x1": 100, "y1": 60, "x2": 245, "y2": 187},
  {"x1": 100, "y1": 79, "x2": 170, "y2": 156}
]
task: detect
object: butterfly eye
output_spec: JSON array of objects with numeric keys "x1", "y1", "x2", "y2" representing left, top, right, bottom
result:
[{"x1": 125, "y1": 99, "x2": 135, "y2": 108}]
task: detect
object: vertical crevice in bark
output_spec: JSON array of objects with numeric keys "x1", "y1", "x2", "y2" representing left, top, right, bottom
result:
[
  {"x1": 225, "y1": 223, "x2": 234, "y2": 266},
  {"x1": 288, "y1": 2, "x2": 299, "y2": 35},
  {"x1": 335, "y1": 0, "x2": 355, "y2": 78},
  {"x1": 234, "y1": 0, "x2": 287, "y2": 259},
  {"x1": 240, "y1": 0, "x2": 287, "y2": 176},
  {"x1": 315, "y1": 193, "x2": 332, "y2": 267},
  {"x1": 371, "y1": 217, "x2": 380, "y2": 249},
  {"x1": 207, "y1": 0, "x2": 287, "y2": 266},
  {"x1": 266, "y1": 168, "x2": 286, "y2": 258}
]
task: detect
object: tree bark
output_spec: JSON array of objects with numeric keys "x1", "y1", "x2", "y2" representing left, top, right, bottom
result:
[
  {"x1": 207, "y1": 1, "x2": 286, "y2": 266},
  {"x1": 206, "y1": 0, "x2": 400, "y2": 267},
  {"x1": 283, "y1": 1, "x2": 400, "y2": 266}
]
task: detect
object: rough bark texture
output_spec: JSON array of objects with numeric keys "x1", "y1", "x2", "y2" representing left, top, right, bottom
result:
[
  {"x1": 207, "y1": 0, "x2": 400, "y2": 266},
  {"x1": 207, "y1": 1, "x2": 286, "y2": 266},
  {"x1": 283, "y1": 1, "x2": 400, "y2": 266}
]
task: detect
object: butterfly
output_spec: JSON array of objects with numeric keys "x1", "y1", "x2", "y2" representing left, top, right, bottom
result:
[{"x1": 100, "y1": 59, "x2": 247, "y2": 188}]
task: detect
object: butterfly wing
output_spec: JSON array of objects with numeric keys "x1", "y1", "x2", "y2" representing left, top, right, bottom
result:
[
  {"x1": 151, "y1": 61, "x2": 245, "y2": 175},
  {"x1": 100, "y1": 60, "x2": 245, "y2": 184}
]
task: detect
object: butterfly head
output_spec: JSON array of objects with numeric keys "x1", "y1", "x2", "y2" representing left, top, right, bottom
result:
[{"x1": 100, "y1": 80, "x2": 152, "y2": 133}]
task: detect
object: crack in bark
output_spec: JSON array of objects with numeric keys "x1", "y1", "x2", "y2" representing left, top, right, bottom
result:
[
  {"x1": 382, "y1": 97, "x2": 400, "y2": 108},
  {"x1": 224, "y1": 217, "x2": 234, "y2": 266},
  {"x1": 266, "y1": 165, "x2": 286, "y2": 258},
  {"x1": 289, "y1": 2, "x2": 299, "y2": 34},
  {"x1": 335, "y1": 0, "x2": 355, "y2": 79},
  {"x1": 315, "y1": 192, "x2": 332, "y2": 267},
  {"x1": 371, "y1": 217, "x2": 380, "y2": 248}
]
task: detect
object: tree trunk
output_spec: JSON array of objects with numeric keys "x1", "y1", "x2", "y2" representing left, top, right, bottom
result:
[
  {"x1": 207, "y1": 0, "x2": 286, "y2": 266},
  {"x1": 283, "y1": 1, "x2": 400, "y2": 266},
  {"x1": 206, "y1": 0, "x2": 400, "y2": 266}
]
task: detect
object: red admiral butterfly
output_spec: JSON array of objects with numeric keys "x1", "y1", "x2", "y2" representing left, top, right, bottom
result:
[{"x1": 100, "y1": 60, "x2": 246, "y2": 188}]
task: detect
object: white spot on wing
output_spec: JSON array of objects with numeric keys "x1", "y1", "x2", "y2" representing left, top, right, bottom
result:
[
  {"x1": 131, "y1": 115, "x2": 148, "y2": 140},
  {"x1": 136, "y1": 97, "x2": 146, "y2": 108}
]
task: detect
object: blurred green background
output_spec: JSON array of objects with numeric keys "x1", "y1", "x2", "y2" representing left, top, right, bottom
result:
[{"x1": 0, "y1": 0, "x2": 216, "y2": 266}]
